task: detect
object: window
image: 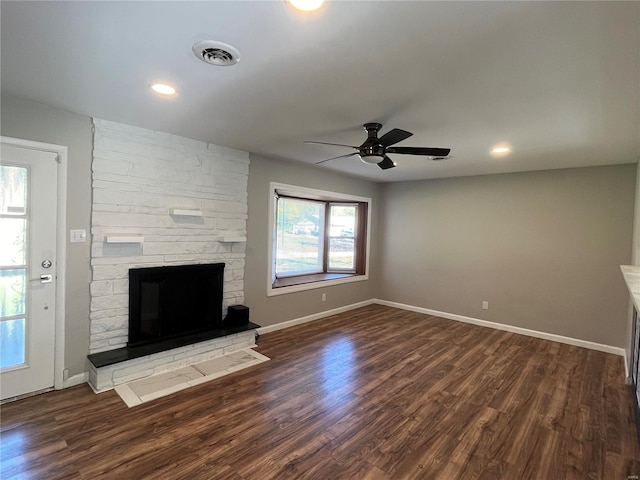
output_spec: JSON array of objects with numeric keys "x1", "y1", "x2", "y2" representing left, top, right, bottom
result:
[
  {"x1": 268, "y1": 183, "x2": 371, "y2": 295},
  {"x1": 276, "y1": 197, "x2": 325, "y2": 277}
]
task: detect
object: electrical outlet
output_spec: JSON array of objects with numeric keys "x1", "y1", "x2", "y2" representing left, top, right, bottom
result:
[
  {"x1": 322, "y1": 293, "x2": 327, "y2": 302},
  {"x1": 482, "y1": 301, "x2": 489, "y2": 310}
]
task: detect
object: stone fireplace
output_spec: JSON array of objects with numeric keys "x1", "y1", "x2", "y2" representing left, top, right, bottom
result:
[{"x1": 87, "y1": 119, "x2": 254, "y2": 391}]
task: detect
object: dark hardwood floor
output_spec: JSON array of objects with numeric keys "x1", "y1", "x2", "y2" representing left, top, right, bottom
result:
[{"x1": 1, "y1": 304, "x2": 638, "y2": 479}]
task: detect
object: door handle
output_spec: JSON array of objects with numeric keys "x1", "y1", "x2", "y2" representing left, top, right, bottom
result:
[{"x1": 30, "y1": 274, "x2": 53, "y2": 284}]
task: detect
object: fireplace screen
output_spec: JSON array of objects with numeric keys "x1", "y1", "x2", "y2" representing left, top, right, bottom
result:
[{"x1": 128, "y1": 263, "x2": 224, "y2": 347}]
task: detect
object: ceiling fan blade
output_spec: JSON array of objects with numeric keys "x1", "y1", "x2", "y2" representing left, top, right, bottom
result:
[
  {"x1": 377, "y1": 156, "x2": 396, "y2": 170},
  {"x1": 386, "y1": 146, "x2": 451, "y2": 157},
  {"x1": 378, "y1": 128, "x2": 413, "y2": 148},
  {"x1": 315, "y1": 152, "x2": 359, "y2": 165},
  {"x1": 304, "y1": 140, "x2": 358, "y2": 149}
]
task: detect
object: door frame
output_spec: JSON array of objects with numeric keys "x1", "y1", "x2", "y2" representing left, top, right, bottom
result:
[{"x1": 1, "y1": 136, "x2": 67, "y2": 391}]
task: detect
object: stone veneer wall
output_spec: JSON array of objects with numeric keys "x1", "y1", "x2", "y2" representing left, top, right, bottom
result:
[{"x1": 89, "y1": 119, "x2": 249, "y2": 353}]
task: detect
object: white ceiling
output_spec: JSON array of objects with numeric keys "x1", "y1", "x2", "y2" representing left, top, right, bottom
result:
[{"x1": 1, "y1": 1, "x2": 638, "y2": 182}]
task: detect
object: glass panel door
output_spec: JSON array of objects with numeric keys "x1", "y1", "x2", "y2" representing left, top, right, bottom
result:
[
  {"x1": 1, "y1": 141, "x2": 58, "y2": 400},
  {"x1": 0, "y1": 165, "x2": 28, "y2": 370}
]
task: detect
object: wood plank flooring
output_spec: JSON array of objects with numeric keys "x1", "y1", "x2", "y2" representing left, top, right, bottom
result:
[{"x1": 1, "y1": 304, "x2": 638, "y2": 479}]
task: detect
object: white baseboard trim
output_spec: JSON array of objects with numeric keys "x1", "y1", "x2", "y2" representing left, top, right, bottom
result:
[
  {"x1": 62, "y1": 372, "x2": 89, "y2": 389},
  {"x1": 256, "y1": 299, "x2": 376, "y2": 335},
  {"x1": 65, "y1": 298, "x2": 629, "y2": 391},
  {"x1": 624, "y1": 354, "x2": 631, "y2": 384},
  {"x1": 373, "y1": 299, "x2": 626, "y2": 359}
]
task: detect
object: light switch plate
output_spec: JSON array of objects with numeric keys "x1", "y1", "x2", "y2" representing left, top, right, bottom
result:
[{"x1": 70, "y1": 229, "x2": 87, "y2": 243}]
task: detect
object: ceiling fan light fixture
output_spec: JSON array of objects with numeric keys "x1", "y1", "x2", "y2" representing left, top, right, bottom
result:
[
  {"x1": 359, "y1": 154, "x2": 385, "y2": 165},
  {"x1": 285, "y1": 0, "x2": 325, "y2": 12}
]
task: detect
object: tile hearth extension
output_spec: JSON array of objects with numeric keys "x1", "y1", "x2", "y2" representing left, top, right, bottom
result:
[
  {"x1": 87, "y1": 327, "x2": 259, "y2": 393},
  {"x1": 115, "y1": 347, "x2": 269, "y2": 407}
]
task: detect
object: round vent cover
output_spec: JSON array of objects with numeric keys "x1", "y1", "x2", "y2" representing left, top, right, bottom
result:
[{"x1": 192, "y1": 40, "x2": 240, "y2": 66}]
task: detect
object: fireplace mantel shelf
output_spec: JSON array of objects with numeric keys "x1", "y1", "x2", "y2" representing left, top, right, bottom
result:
[
  {"x1": 170, "y1": 208, "x2": 203, "y2": 217},
  {"x1": 104, "y1": 234, "x2": 144, "y2": 244},
  {"x1": 216, "y1": 235, "x2": 247, "y2": 243},
  {"x1": 87, "y1": 322, "x2": 260, "y2": 368}
]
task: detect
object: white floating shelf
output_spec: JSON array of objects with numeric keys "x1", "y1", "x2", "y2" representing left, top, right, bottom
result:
[
  {"x1": 216, "y1": 236, "x2": 247, "y2": 243},
  {"x1": 105, "y1": 235, "x2": 144, "y2": 244},
  {"x1": 170, "y1": 208, "x2": 203, "y2": 217}
]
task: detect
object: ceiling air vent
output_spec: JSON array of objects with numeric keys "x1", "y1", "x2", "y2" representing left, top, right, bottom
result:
[{"x1": 192, "y1": 41, "x2": 240, "y2": 67}]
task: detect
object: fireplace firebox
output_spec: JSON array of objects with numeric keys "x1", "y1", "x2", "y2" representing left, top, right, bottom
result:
[{"x1": 128, "y1": 263, "x2": 225, "y2": 347}]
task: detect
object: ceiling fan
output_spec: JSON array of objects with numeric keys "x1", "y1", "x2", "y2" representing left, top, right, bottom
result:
[{"x1": 304, "y1": 123, "x2": 451, "y2": 170}]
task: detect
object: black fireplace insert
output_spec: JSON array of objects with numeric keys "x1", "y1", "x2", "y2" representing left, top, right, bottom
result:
[{"x1": 128, "y1": 263, "x2": 225, "y2": 347}]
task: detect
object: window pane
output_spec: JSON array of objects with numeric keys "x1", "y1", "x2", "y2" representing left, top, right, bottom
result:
[
  {"x1": 0, "y1": 218, "x2": 27, "y2": 266},
  {"x1": 276, "y1": 198, "x2": 324, "y2": 276},
  {"x1": 0, "y1": 269, "x2": 26, "y2": 317},
  {"x1": 329, "y1": 237, "x2": 355, "y2": 270},
  {"x1": 330, "y1": 205, "x2": 356, "y2": 237},
  {"x1": 1, "y1": 165, "x2": 28, "y2": 215},
  {"x1": 0, "y1": 318, "x2": 26, "y2": 369}
]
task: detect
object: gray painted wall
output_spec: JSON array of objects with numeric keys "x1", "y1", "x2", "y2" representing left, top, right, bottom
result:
[
  {"x1": 378, "y1": 164, "x2": 636, "y2": 348},
  {"x1": 1, "y1": 94, "x2": 636, "y2": 381},
  {"x1": 1, "y1": 95, "x2": 93, "y2": 376},
  {"x1": 244, "y1": 154, "x2": 381, "y2": 327},
  {"x1": 633, "y1": 163, "x2": 640, "y2": 266}
]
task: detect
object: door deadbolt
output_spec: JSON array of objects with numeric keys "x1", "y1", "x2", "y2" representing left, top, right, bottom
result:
[{"x1": 42, "y1": 260, "x2": 52, "y2": 268}]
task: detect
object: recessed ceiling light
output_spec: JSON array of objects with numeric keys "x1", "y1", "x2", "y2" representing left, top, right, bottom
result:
[
  {"x1": 150, "y1": 83, "x2": 177, "y2": 96},
  {"x1": 286, "y1": 0, "x2": 325, "y2": 12},
  {"x1": 491, "y1": 145, "x2": 512, "y2": 156}
]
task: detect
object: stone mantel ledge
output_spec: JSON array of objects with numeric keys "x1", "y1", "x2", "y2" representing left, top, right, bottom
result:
[{"x1": 621, "y1": 265, "x2": 640, "y2": 312}]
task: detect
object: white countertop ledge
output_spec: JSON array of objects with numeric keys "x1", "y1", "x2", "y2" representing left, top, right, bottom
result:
[{"x1": 621, "y1": 265, "x2": 640, "y2": 312}]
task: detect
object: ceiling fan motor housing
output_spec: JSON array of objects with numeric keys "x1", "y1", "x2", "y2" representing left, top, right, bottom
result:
[
  {"x1": 360, "y1": 123, "x2": 385, "y2": 163},
  {"x1": 362, "y1": 123, "x2": 382, "y2": 145}
]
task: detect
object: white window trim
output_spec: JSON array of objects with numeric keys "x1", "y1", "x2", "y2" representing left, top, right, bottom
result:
[{"x1": 267, "y1": 182, "x2": 371, "y2": 297}]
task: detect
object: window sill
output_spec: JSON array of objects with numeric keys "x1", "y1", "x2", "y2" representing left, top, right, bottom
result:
[
  {"x1": 274, "y1": 272, "x2": 355, "y2": 288},
  {"x1": 268, "y1": 272, "x2": 368, "y2": 296}
]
